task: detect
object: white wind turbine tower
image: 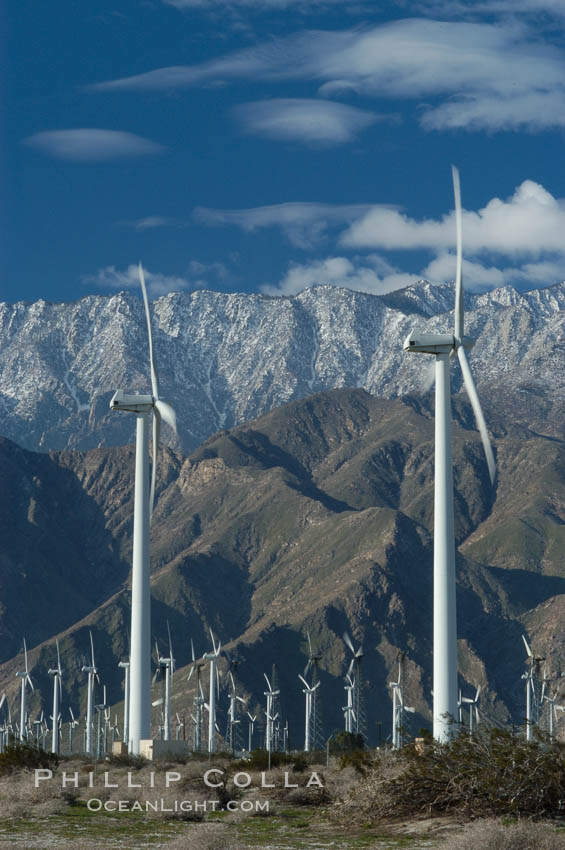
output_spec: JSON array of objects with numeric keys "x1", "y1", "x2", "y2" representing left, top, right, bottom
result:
[
  {"x1": 110, "y1": 263, "x2": 177, "y2": 755},
  {"x1": 403, "y1": 166, "x2": 496, "y2": 743},
  {"x1": 247, "y1": 711, "x2": 256, "y2": 752},
  {"x1": 81, "y1": 631, "x2": 99, "y2": 755},
  {"x1": 343, "y1": 674, "x2": 355, "y2": 734},
  {"x1": 68, "y1": 708, "x2": 79, "y2": 754},
  {"x1": 153, "y1": 624, "x2": 175, "y2": 741},
  {"x1": 263, "y1": 673, "x2": 279, "y2": 754},
  {"x1": 203, "y1": 630, "x2": 221, "y2": 754},
  {"x1": 522, "y1": 634, "x2": 544, "y2": 742},
  {"x1": 187, "y1": 642, "x2": 206, "y2": 752},
  {"x1": 298, "y1": 674, "x2": 320, "y2": 752},
  {"x1": 118, "y1": 660, "x2": 130, "y2": 746},
  {"x1": 16, "y1": 638, "x2": 34, "y2": 743},
  {"x1": 343, "y1": 631, "x2": 365, "y2": 740},
  {"x1": 47, "y1": 640, "x2": 63, "y2": 754},
  {"x1": 460, "y1": 686, "x2": 481, "y2": 738}
]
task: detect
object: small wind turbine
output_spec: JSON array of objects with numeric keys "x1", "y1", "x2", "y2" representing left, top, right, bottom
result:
[
  {"x1": 203, "y1": 630, "x2": 221, "y2": 753},
  {"x1": 47, "y1": 640, "x2": 63, "y2": 754},
  {"x1": 343, "y1": 674, "x2": 356, "y2": 734},
  {"x1": 109, "y1": 263, "x2": 177, "y2": 755},
  {"x1": 303, "y1": 633, "x2": 324, "y2": 750},
  {"x1": 226, "y1": 669, "x2": 246, "y2": 754},
  {"x1": 68, "y1": 708, "x2": 79, "y2": 754},
  {"x1": 16, "y1": 639, "x2": 34, "y2": 743},
  {"x1": 264, "y1": 673, "x2": 280, "y2": 754},
  {"x1": 247, "y1": 711, "x2": 256, "y2": 752},
  {"x1": 118, "y1": 659, "x2": 130, "y2": 746},
  {"x1": 389, "y1": 655, "x2": 415, "y2": 749},
  {"x1": 81, "y1": 631, "x2": 99, "y2": 755},
  {"x1": 343, "y1": 631, "x2": 366, "y2": 741},
  {"x1": 187, "y1": 640, "x2": 206, "y2": 752},
  {"x1": 522, "y1": 634, "x2": 544, "y2": 742},
  {"x1": 298, "y1": 673, "x2": 320, "y2": 752},
  {"x1": 153, "y1": 624, "x2": 175, "y2": 740},
  {"x1": 460, "y1": 685, "x2": 481, "y2": 738},
  {"x1": 403, "y1": 166, "x2": 496, "y2": 743}
]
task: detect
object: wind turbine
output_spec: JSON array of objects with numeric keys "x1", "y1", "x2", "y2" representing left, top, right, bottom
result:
[
  {"x1": 68, "y1": 708, "x2": 79, "y2": 754},
  {"x1": 152, "y1": 624, "x2": 175, "y2": 741},
  {"x1": 522, "y1": 635, "x2": 544, "y2": 742},
  {"x1": 187, "y1": 642, "x2": 206, "y2": 752},
  {"x1": 118, "y1": 660, "x2": 130, "y2": 746},
  {"x1": 460, "y1": 685, "x2": 481, "y2": 738},
  {"x1": 343, "y1": 631, "x2": 366, "y2": 741},
  {"x1": 47, "y1": 640, "x2": 63, "y2": 754},
  {"x1": 304, "y1": 632, "x2": 324, "y2": 750},
  {"x1": 226, "y1": 668, "x2": 246, "y2": 754},
  {"x1": 247, "y1": 711, "x2": 256, "y2": 752},
  {"x1": 389, "y1": 655, "x2": 415, "y2": 749},
  {"x1": 263, "y1": 673, "x2": 279, "y2": 754},
  {"x1": 203, "y1": 630, "x2": 221, "y2": 753},
  {"x1": 81, "y1": 631, "x2": 99, "y2": 755},
  {"x1": 109, "y1": 263, "x2": 177, "y2": 755},
  {"x1": 298, "y1": 674, "x2": 319, "y2": 752},
  {"x1": 16, "y1": 638, "x2": 34, "y2": 743},
  {"x1": 343, "y1": 674, "x2": 356, "y2": 734},
  {"x1": 403, "y1": 166, "x2": 496, "y2": 743}
]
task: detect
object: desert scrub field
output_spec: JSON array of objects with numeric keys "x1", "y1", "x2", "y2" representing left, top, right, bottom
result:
[{"x1": 0, "y1": 743, "x2": 565, "y2": 848}]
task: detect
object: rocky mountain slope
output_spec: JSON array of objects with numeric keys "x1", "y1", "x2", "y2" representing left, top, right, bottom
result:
[
  {"x1": 1, "y1": 388, "x2": 564, "y2": 743},
  {"x1": 2, "y1": 281, "x2": 565, "y2": 454}
]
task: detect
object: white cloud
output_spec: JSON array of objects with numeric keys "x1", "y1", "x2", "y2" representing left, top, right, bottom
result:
[
  {"x1": 130, "y1": 217, "x2": 177, "y2": 230},
  {"x1": 83, "y1": 265, "x2": 191, "y2": 296},
  {"x1": 342, "y1": 180, "x2": 565, "y2": 258},
  {"x1": 423, "y1": 253, "x2": 565, "y2": 290},
  {"x1": 23, "y1": 129, "x2": 165, "y2": 161},
  {"x1": 88, "y1": 19, "x2": 565, "y2": 132},
  {"x1": 261, "y1": 255, "x2": 420, "y2": 296},
  {"x1": 163, "y1": 0, "x2": 349, "y2": 6},
  {"x1": 83, "y1": 261, "x2": 230, "y2": 296},
  {"x1": 233, "y1": 98, "x2": 380, "y2": 145},
  {"x1": 193, "y1": 201, "x2": 374, "y2": 248}
]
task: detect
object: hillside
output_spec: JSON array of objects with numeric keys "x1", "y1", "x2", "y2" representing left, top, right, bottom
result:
[{"x1": 1, "y1": 387, "x2": 564, "y2": 742}]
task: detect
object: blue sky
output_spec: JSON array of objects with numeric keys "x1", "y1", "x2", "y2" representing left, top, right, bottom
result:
[{"x1": 5, "y1": 0, "x2": 565, "y2": 302}]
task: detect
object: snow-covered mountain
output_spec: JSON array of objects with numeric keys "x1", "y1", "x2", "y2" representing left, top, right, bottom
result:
[{"x1": 2, "y1": 280, "x2": 565, "y2": 452}]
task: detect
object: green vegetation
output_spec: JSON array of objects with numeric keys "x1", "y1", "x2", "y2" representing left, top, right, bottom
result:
[{"x1": 0, "y1": 743, "x2": 58, "y2": 774}]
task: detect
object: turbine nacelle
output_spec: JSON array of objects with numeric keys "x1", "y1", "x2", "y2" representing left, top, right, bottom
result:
[
  {"x1": 403, "y1": 331, "x2": 474, "y2": 355},
  {"x1": 110, "y1": 389, "x2": 154, "y2": 415}
]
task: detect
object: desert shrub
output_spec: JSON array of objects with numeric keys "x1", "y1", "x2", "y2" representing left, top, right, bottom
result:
[
  {"x1": 330, "y1": 731, "x2": 365, "y2": 753},
  {"x1": 0, "y1": 744, "x2": 58, "y2": 774},
  {"x1": 338, "y1": 749, "x2": 373, "y2": 775},
  {"x1": 166, "y1": 822, "x2": 245, "y2": 849},
  {"x1": 104, "y1": 752, "x2": 147, "y2": 769},
  {"x1": 334, "y1": 728, "x2": 565, "y2": 824},
  {"x1": 439, "y1": 819, "x2": 565, "y2": 850},
  {"x1": 233, "y1": 749, "x2": 295, "y2": 771}
]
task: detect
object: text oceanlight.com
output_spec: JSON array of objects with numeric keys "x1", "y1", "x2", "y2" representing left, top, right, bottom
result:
[{"x1": 86, "y1": 798, "x2": 269, "y2": 813}]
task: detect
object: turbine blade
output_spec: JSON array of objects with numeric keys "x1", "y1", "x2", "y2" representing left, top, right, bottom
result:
[
  {"x1": 522, "y1": 634, "x2": 533, "y2": 658},
  {"x1": 452, "y1": 164, "x2": 463, "y2": 340},
  {"x1": 343, "y1": 631, "x2": 355, "y2": 655},
  {"x1": 167, "y1": 621, "x2": 174, "y2": 672},
  {"x1": 475, "y1": 685, "x2": 481, "y2": 702},
  {"x1": 155, "y1": 399, "x2": 177, "y2": 434},
  {"x1": 209, "y1": 629, "x2": 217, "y2": 655},
  {"x1": 307, "y1": 631, "x2": 313, "y2": 657},
  {"x1": 23, "y1": 638, "x2": 28, "y2": 674},
  {"x1": 187, "y1": 666, "x2": 194, "y2": 683},
  {"x1": 457, "y1": 346, "x2": 496, "y2": 486},
  {"x1": 90, "y1": 631, "x2": 95, "y2": 669},
  {"x1": 191, "y1": 639, "x2": 195, "y2": 663},
  {"x1": 264, "y1": 673, "x2": 272, "y2": 691},
  {"x1": 298, "y1": 674, "x2": 309, "y2": 689},
  {"x1": 149, "y1": 408, "x2": 160, "y2": 522},
  {"x1": 346, "y1": 658, "x2": 355, "y2": 678},
  {"x1": 56, "y1": 639, "x2": 62, "y2": 677},
  {"x1": 138, "y1": 262, "x2": 159, "y2": 399}
]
